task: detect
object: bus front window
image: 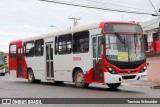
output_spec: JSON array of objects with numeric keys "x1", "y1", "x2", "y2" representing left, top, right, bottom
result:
[{"x1": 105, "y1": 34, "x2": 145, "y2": 62}]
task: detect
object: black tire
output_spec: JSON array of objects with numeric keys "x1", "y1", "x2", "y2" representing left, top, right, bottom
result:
[
  {"x1": 0, "y1": 73, "x2": 5, "y2": 76},
  {"x1": 107, "y1": 83, "x2": 121, "y2": 89},
  {"x1": 54, "y1": 81, "x2": 63, "y2": 84},
  {"x1": 28, "y1": 69, "x2": 35, "y2": 83},
  {"x1": 74, "y1": 69, "x2": 89, "y2": 88},
  {"x1": 35, "y1": 79, "x2": 41, "y2": 83},
  {"x1": 54, "y1": 81, "x2": 63, "y2": 85}
]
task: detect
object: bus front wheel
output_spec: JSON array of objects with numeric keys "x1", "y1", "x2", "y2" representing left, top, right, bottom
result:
[
  {"x1": 107, "y1": 83, "x2": 121, "y2": 89},
  {"x1": 0, "y1": 73, "x2": 5, "y2": 76},
  {"x1": 28, "y1": 69, "x2": 35, "y2": 83},
  {"x1": 74, "y1": 69, "x2": 89, "y2": 88}
]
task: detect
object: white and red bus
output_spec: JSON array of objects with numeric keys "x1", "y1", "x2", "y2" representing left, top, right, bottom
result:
[{"x1": 9, "y1": 21, "x2": 147, "y2": 89}]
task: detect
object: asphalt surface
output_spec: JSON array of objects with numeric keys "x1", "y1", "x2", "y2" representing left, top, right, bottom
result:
[{"x1": 0, "y1": 72, "x2": 160, "y2": 107}]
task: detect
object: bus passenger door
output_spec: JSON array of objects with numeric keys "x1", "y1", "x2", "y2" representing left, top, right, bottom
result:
[
  {"x1": 17, "y1": 48, "x2": 23, "y2": 77},
  {"x1": 45, "y1": 42, "x2": 54, "y2": 79},
  {"x1": 92, "y1": 35, "x2": 103, "y2": 82}
]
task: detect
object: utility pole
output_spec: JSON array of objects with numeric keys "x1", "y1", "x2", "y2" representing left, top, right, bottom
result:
[{"x1": 68, "y1": 17, "x2": 80, "y2": 28}]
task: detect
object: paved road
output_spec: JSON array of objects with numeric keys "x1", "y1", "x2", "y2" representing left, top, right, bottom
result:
[{"x1": 0, "y1": 72, "x2": 160, "y2": 107}]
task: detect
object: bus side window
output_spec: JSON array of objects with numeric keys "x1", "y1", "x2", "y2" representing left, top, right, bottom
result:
[
  {"x1": 58, "y1": 34, "x2": 72, "y2": 55},
  {"x1": 55, "y1": 37, "x2": 58, "y2": 55},
  {"x1": 9, "y1": 44, "x2": 16, "y2": 58},
  {"x1": 98, "y1": 36, "x2": 102, "y2": 58},
  {"x1": 67, "y1": 34, "x2": 72, "y2": 53},
  {"x1": 25, "y1": 41, "x2": 34, "y2": 57},
  {"x1": 73, "y1": 31, "x2": 89, "y2": 53},
  {"x1": 35, "y1": 39, "x2": 44, "y2": 56},
  {"x1": 23, "y1": 43, "x2": 26, "y2": 56}
]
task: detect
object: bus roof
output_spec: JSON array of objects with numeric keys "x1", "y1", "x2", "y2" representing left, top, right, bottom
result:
[
  {"x1": 10, "y1": 21, "x2": 140, "y2": 43},
  {"x1": 23, "y1": 22, "x2": 100, "y2": 42}
]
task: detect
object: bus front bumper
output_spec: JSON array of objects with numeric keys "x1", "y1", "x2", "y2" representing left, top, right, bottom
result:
[{"x1": 104, "y1": 71, "x2": 147, "y2": 83}]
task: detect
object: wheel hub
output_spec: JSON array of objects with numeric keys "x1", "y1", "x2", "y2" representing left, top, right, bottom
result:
[
  {"x1": 77, "y1": 73, "x2": 84, "y2": 83},
  {"x1": 29, "y1": 72, "x2": 33, "y2": 81}
]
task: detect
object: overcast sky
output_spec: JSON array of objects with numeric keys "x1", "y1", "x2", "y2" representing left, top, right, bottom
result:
[{"x1": 0, "y1": 0, "x2": 160, "y2": 52}]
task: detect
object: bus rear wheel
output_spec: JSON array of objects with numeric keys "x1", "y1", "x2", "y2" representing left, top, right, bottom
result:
[
  {"x1": 74, "y1": 69, "x2": 89, "y2": 88},
  {"x1": 28, "y1": 69, "x2": 35, "y2": 83},
  {"x1": 107, "y1": 83, "x2": 121, "y2": 89},
  {"x1": 54, "y1": 81, "x2": 63, "y2": 85}
]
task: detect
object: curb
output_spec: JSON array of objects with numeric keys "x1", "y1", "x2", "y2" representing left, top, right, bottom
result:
[
  {"x1": 150, "y1": 85, "x2": 160, "y2": 89},
  {"x1": 121, "y1": 84, "x2": 151, "y2": 89},
  {"x1": 122, "y1": 82, "x2": 160, "y2": 89}
]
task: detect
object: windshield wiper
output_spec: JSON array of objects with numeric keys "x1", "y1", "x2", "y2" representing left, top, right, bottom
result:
[
  {"x1": 114, "y1": 32, "x2": 126, "y2": 50},
  {"x1": 134, "y1": 33, "x2": 138, "y2": 53},
  {"x1": 134, "y1": 33, "x2": 138, "y2": 47},
  {"x1": 114, "y1": 32, "x2": 125, "y2": 44}
]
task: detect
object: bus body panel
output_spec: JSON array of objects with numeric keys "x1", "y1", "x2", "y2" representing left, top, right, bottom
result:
[
  {"x1": 24, "y1": 56, "x2": 45, "y2": 80},
  {"x1": 54, "y1": 54, "x2": 92, "y2": 81},
  {"x1": 104, "y1": 71, "x2": 147, "y2": 83},
  {"x1": 9, "y1": 40, "x2": 28, "y2": 78},
  {"x1": 52, "y1": 29, "x2": 101, "y2": 82},
  {"x1": 9, "y1": 40, "x2": 21, "y2": 72}
]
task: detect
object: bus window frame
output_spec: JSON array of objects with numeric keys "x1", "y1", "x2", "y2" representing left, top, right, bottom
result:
[
  {"x1": 35, "y1": 39, "x2": 44, "y2": 57},
  {"x1": 58, "y1": 34, "x2": 72, "y2": 55},
  {"x1": 9, "y1": 44, "x2": 16, "y2": 59},
  {"x1": 73, "y1": 30, "x2": 89, "y2": 54},
  {"x1": 24, "y1": 41, "x2": 35, "y2": 57}
]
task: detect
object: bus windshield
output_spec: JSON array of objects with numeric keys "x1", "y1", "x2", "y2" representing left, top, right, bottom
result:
[
  {"x1": 0, "y1": 52, "x2": 4, "y2": 65},
  {"x1": 105, "y1": 34, "x2": 146, "y2": 62}
]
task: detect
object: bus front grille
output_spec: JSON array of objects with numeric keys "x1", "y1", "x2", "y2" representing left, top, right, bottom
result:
[
  {"x1": 115, "y1": 64, "x2": 141, "y2": 69},
  {"x1": 122, "y1": 75, "x2": 136, "y2": 79}
]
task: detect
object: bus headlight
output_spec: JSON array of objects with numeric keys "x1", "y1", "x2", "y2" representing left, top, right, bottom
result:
[
  {"x1": 143, "y1": 66, "x2": 147, "y2": 70},
  {"x1": 140, "y1": 65, "x2": 147, "y2": 73},
  {"x1": 105, "y1": 66, "x2": 118, "y2": 74},
  {"x1": 109, "y1": 70, "x2": 117, "y2": 74}
]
